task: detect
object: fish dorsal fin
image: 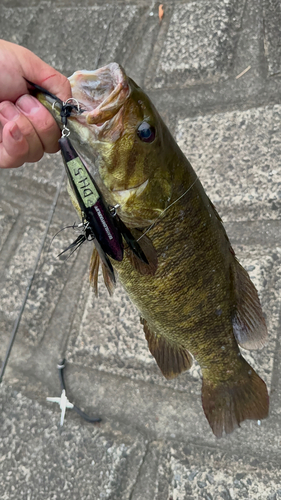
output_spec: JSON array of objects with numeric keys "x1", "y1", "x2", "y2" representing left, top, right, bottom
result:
[
  {"x1": 89, "y1": 248, "x2": 116, "y2": 296},
  {"x1": 232, "y1": 259, "x2": 267, "y2": 350},
  {"x1": 141, "y1": 318, "x2": 193, "y2": 379},
  {"x1": 126, "y1": 229, "x2": 158, "y2": 276}
]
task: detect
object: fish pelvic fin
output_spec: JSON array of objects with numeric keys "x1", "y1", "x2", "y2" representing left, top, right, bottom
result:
[
  {"x1": 102, "y1": 260, "x2": 115, "y2": 296},
  {"x1": 201, "y1": 359, "x2": 269, "y2": 438},
  {"x1": 232, "y1": 259, "x2": 268, "y2": 350},
  {"x1": 89, "y1": 248, "x2": 115, "y2": 296},
  {"x1": 89, "y1": 248, "x2": 100, "y2": 297},
  {"x1": 141, "y1": 318, "x2": 193, "y2": 379},
  {"x1": 126, "y1": 229, "x2": 158, "y2": 276}
]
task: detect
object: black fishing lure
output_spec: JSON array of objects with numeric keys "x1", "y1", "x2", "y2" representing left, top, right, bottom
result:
[{"x1": 59, "y1": 134, "x2": 123, "y2": 283}]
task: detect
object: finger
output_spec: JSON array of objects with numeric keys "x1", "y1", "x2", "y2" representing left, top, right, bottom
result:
[
  {"x1": 0, "y1": 121, "x2": 29, "y2": 169},
  {"x1": 16, "y1": 94, "x2": 61, "y2": 154},
  {"x1": 0, "y1": 101, "x2": 44, "y2": 165},
  {"x1": 38, "y1": 71, "x2": 71, "y2": 103},
  {"x1": 0, "y1": 41, "x2": 72, "y2": 103},
  {"x1": 16, "y1": 45, "x2": 72, "y2": 102}
]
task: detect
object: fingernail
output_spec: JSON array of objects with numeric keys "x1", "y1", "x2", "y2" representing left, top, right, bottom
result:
[
  {"x1": 0, "y1": 102, "x2": 20, "y2": 121},
  {"x1": 10, "y1": 123, "x2": 23, "y2": 142},
  {"x1": 16, "y1": 95, "x2": 40, "y2": 115}
]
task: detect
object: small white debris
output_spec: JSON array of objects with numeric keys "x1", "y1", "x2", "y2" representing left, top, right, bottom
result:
[
  {"x1": 236, "y1": 65, "x2": 251, "y2": 79},
  {"x1": 46, "y1": 390, "x2": 74, "y2": 426}
]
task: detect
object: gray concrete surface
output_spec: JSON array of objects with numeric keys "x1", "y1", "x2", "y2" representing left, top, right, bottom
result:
[{"x1": 1, "y1": 0, "x2": 281, "y2": 498}]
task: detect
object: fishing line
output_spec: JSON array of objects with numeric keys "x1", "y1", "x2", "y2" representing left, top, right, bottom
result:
[
  {"x1": 0, "y1": 169, "x2": 65, "y2": 383},
  {"x1": 0, "y1": 7, "x2": 117, "y2": 387},
  {"x1": 48, "y1": 222, "x2": 82, "y2": 250},
  {"x1": 137, "y1": 176, "x2": 199, "y2": 242}
]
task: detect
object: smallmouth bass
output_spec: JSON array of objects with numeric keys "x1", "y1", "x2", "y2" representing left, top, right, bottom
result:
[{"x1": 34, "y1": 64, "x2": 269, "y2": 437}]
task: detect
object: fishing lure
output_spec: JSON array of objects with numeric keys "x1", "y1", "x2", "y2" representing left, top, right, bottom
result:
[
  {"x1": 59, "y1": 133, "x2": 123, "y2": 282},
  {"x1": 59, "y1": 134, "x2": 123, "y2": 260}
]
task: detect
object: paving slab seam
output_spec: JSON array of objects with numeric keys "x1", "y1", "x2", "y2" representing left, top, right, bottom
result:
[{"x1": 128, "y1": 440, "x2": 151, "y2": 500}]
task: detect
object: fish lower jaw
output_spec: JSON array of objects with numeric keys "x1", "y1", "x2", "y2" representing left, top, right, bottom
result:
[{"x1": 111, "y1": 178, "x2": 149, "y2": 204}]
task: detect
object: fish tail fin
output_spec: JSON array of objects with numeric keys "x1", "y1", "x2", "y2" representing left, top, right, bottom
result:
[{"x1": 201, "y1": 359, "x2": 269, "y2": 437}]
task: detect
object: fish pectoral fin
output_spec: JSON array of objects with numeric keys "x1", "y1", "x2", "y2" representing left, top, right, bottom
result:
[
  {"x1": 141, "y1": 318, "x2": 193, "y2": 379},
  {"x1": 201, "y1": 359, "x2": 269, "y2": 438},
  {"x1": 89, "y1": 248, "x2": 115, "y2": 296},
  {"x1": 126, "y1": 230, "x2": 158, "y2": 276},
  {"x1": 232, "y1": 259, "x2": 268, "y2": 350}
]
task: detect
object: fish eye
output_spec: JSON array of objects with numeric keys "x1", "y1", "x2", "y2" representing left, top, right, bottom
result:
[{"x1": 137, "y1": 121, "x2": 156, "y2": 143}]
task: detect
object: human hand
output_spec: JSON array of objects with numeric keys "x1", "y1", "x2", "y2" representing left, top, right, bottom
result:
[{"x1": 0, "y1": 40, "x2": 71, "y2": 168}]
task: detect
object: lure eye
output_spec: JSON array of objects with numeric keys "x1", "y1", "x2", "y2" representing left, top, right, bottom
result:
[{"x1": 137, "y1": 121, "x2": 156, "y2": 143}]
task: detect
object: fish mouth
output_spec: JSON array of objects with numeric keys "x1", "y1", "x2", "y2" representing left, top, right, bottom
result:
[
  {"x1": 112, "y1": 179, "x2": 149, "y2": 203},
  {"x1": 68, "y1": 63, "x2": 131, "y2": 128}
]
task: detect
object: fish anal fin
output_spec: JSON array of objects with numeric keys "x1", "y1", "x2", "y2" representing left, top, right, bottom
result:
[
  {"x1": 233, "y1": 260, "x2": 268, "y2": 350},
  {"x1": 126, "y1": 230, "x2": 158, "y2": 276},
  {"x1": 202, "y1": 359, "x2": 269, "y2": 438},
  {"x1": 141, "y1": 318, "x2": 193, "y2": 379},
  {"x1": 89, "y1": 248, "x2": 116, "y2": 296}
]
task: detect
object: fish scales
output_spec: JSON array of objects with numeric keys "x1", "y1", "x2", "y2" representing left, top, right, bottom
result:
[
  {"x1": 114, "y1": 182, "x2": 238, "y2": 362},
  {"x1": 33, "y1": 63, "x2": 269, "y2": 437}
]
